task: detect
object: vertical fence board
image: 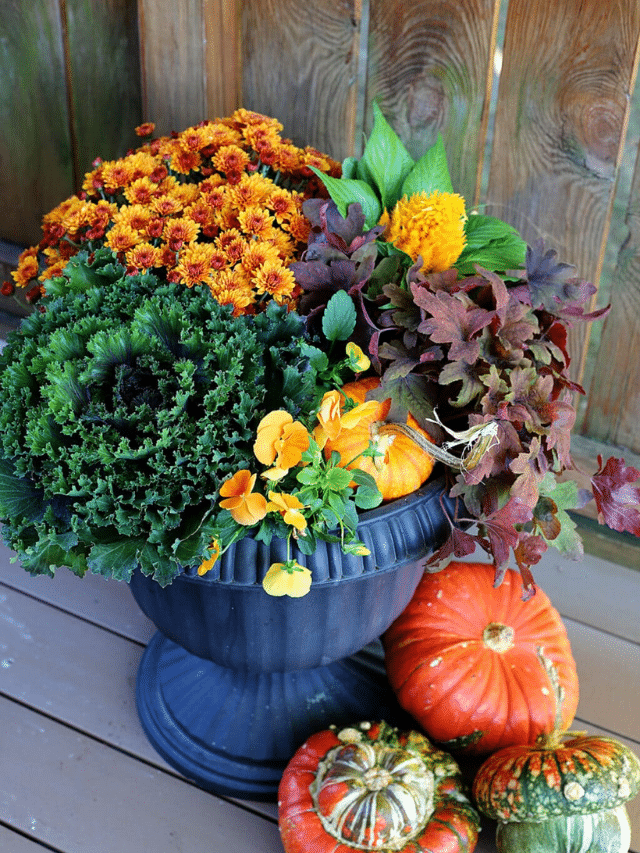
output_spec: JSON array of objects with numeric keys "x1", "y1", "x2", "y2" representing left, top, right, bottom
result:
[
  {"x1": 486, "y1": 0, "x2": 640, "y2": 380},
  {"x1": 0, "y1": 0, "x2": 73, "y2": 245},
  {"x1": 138, "y1": 0, "x2": 206, "y2": 135},
  {"x1": 582, "y1": 141, "x2": 640, "y2": 454},
  {"x1": 240, "y1": 0, "x2": 360, "y2": 159},
  {"x1": 203, "y1": 0, "x2": 242, "y2": 118},
  {"x1": 365, "y1": 0, "x2": 500, "y2": 205},
  {"x1": 65, "y1": 0, "x2": 142, "y2": 180}
]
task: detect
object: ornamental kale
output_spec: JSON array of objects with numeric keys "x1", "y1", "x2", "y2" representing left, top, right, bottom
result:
[{"x1": 0, "y1": 250, "x2": 321, "y2": 585}]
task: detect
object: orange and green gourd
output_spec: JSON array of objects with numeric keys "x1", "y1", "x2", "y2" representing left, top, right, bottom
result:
[
  {"x1": 472, "y1": 650, "x2": 640, "y2": 853},
  {"x1": 278, "y1": 720, "x2": 480, "y2": 853}
]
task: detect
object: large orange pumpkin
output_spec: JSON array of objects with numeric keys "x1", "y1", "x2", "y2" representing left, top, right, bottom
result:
[
  {"x1": 324, "y1": 377, "x2": 435, "y2": 501},
  {"x1": 382, "y1": 561, "x2": 579, "y2": 756}
]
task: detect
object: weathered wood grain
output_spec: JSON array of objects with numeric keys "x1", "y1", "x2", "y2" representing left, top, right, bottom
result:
[
  {"x1": 486, "y1": 0, "x2": 640, "y2": 380},
  {"x1": 138, "y1": 0, "x2": 207, "y2": 135},
  {"x1": 240, "y1": 0, "x2": 361, "y2": 159},
  {"x1": 64, "y1": 0, "x2": 142, "y2": 178},
  {"x1": 528, "y1": 544, "x2": 640, "y2": 645},
  {"x1": 203, "y1": 0, "x2": 242, "y2": 118},
  {"x1": 582, "y1": 139, "x2": 640, "y2": 452},
  {"x1": 365, "y1": 0, "x2": 500, "y2": 203},
  {"x1": 0, "y1": 0, "x2": 74, "y2": 245}
]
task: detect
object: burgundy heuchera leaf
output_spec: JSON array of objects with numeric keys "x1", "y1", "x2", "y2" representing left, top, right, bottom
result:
[{"x1": 591, "y1": 456, "x2": 640, "y2": 535}]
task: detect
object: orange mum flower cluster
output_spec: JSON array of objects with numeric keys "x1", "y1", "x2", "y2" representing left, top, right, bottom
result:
[{"x1": 13, "y1": 109, "x2": 341, "y2": 315}]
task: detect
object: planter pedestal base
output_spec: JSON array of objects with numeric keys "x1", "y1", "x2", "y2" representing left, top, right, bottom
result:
[{"x1": 135, "y1": 632, "x2": 409, "y2": 801}]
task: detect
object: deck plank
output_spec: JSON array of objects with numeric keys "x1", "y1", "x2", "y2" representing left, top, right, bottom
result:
[
  {"x1": 0, "y1": 581, "x2": 279, "y2": 822},
  {"x1": 566, "y1": 617, "x2": 640, "y2": 744},
  {"x1": 0, "y1": 547, "x2": 154, "y2": 644},
  {"x1": 2, "y1": 577, "x2": 638, "y2": 760},
  {"x1": 533, "y1": 548, "x2": 640, "y2": 644},
  {"x1": 0, "y1": 582, "x2": 159, "y2": 767},
  {"x1": 0, "y1": 825, "x2": 55, "y2": 853},
  {"x1": 0, "y1": 696, "x2": 282, "y2": 853}
]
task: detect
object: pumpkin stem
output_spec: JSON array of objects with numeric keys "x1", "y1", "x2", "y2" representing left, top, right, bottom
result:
[
  {"x1": 482, "y1": 622, "x2": 515, "y2": 653},
  {"x1": 377, "y1": 422, "x2": 462, "y2": 468},
  {"x1": 378, "y1": 420, "x2": 498, "y2": 472}
]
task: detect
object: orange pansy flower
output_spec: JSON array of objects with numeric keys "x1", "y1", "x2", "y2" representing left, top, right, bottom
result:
[
  {"x1": 219, "y1": 470, "x2": 267, "y2": 526},
  {"x1": 197, "y1": 538, "x2": 221, "y2": 576},
  {"x1": 314, "y1": 391, "x2": 382, "y2": 448}
]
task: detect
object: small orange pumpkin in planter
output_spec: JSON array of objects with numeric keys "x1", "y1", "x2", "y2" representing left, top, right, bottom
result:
[
  {"x1": 323, "y1": 377, "x2": 435, "y2": 501},
  {"x1": 382, "y1": 561, "x2": 579, "y2": 756},
  {"x1": 278, "y1": 720, "x2": 480, "y2": 853}
]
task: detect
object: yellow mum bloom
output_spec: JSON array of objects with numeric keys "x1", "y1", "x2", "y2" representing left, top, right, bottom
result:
[
  {"x1": 262, "y1": 561, "x2": 312, "y2": 598},
  {"x1": 381, "y1": 190, "x2": 466, "y2": 273},
  {"x1": 253, "y1": 259, "x2": 297, "y2": 303}
]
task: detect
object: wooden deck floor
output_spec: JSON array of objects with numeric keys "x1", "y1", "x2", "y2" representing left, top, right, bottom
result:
[{"x1": 0, "y1": 538, "x2": 638, "y2": 853}]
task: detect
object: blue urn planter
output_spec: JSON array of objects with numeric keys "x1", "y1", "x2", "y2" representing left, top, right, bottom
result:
[{"x1": 129, "y1": 476, "x2": 455, "y2": 800}]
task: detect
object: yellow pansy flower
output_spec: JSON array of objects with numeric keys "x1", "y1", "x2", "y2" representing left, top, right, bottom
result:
[
  {"x1": 267, "y1": 492, "x2": 307, "y2": 531},
  {"x1": 262, "y1": 561, "x2": 312, "y2": 598}
]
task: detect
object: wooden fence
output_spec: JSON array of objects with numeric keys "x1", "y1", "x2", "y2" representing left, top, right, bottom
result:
[{"x1": 2, "y1": 0, "x2": 640, "y2": 469}]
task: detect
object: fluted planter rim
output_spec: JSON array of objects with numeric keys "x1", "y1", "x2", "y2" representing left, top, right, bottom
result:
[{"x1": 178, "y1": 475, "x2": 454, "y2": 586}]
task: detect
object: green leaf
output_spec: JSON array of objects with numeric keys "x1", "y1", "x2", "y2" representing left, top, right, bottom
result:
[
  {"x1": 295, "y1": 530, "x2": 318, "y2": 555},
  {"x1": 455, "y1": 215, "x2": 527, "y2": 275},
  {"x1": 322, "y1": 290, "x2": 357, "y2": 342},
  {"x1": 341, "y1": 156, "x2": 359, "y2": 179},
  {"x1": 300, "y1": 342, "x2": 329, "y2": 373},
  {"x1": 401, "y1": 134, "x2": 453, "y2": 198},
  {"x1": 354, "y1": 486, "x2": 383, "y2": 510},
  {"x1": 310, "y1": 169, "x2": 382, "y2": 228},
  {"x1": 20, "y1": 531, "x2": 86, "y2": 578},
  {"x1": 349, "y1": 469, "x2": 383, "y2": 508},
  {"x1": 536, "y1": 475, "x2": 583, "y2": 559},
  {"x1": 296, "y1": 467, "x2": 320, "y2": 486},
  {"x1": 358, "y1": 102, "x2": 415, "y2": 209},
  {"x1": 0, "y1": 459, "x2": 44, "y2": 523},
  {"x1": 327, "y1": 490, "x2": 347, "y2": 517},
  {"x1": 321, "y1": 507, "x2": 341, "y2": 528},
  {"x1": 325, "y1": 466, "x2": 354, "y2": 491},
  {"x1": 87, "y1": 537, "x2": 142, "y2": 582}
]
